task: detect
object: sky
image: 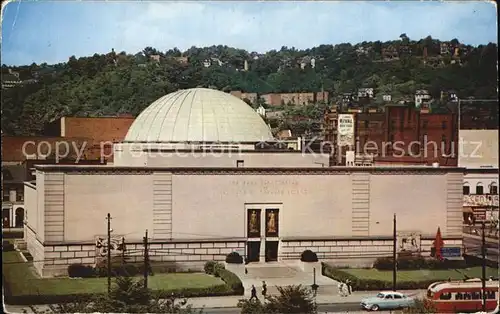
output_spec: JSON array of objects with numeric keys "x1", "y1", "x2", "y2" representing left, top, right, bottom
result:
[{"x1": 1, "y1": 0, "x2": 498, "y2": 66}]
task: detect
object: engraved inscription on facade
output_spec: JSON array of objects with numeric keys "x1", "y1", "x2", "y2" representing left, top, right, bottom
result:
[{"x1": 224, "y1": 179, "x2": 308, "y2": 196}]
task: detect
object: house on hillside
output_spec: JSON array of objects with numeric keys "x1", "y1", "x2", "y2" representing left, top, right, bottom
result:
[
  {"x1": 415, "y1": 90, "x2": 432, "y2": 108},
  {"x1": 1, "y1": 69, "x2": 22, "y2": 89},
  {"x1": 358, "y1": 88, "x2": 374, "y2": 99}
]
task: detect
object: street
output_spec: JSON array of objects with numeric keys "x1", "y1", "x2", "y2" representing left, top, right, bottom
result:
[{"x1": 5, "y1": 302, "x2": 392, "y2": 314}]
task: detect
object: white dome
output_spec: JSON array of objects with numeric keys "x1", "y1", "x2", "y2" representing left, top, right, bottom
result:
[{"x1": 124, "y1": 88, "x2": 273, "y2": 143}]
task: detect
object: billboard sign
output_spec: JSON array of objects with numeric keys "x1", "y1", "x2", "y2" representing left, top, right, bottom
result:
[{"x1": 337, "y1": 114, "x2": 355, "y2": 147}]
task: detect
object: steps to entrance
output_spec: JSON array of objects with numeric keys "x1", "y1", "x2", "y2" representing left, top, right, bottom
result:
[{"x1": 232, "y1": 261, "x2": 340, "y2": 297}]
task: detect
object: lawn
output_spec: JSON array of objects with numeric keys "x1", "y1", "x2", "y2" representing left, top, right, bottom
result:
[
  {"x1": 342, "y1": 267, "x2": 499, "y2": 282},
  {"x1": 3, "y1": 251, "x2": 224, "y2": 297}
]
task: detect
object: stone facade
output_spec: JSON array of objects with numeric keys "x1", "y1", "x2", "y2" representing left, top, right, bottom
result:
[{"x1": 25, "y1": 166, "x2": 464, "y2": 277}]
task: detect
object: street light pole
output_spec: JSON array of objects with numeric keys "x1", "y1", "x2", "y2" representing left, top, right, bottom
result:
[
  {"x1": 393, "y1": 214, "x2": 397, "y2": 292},
  {"x1": 481, "y1": 221, "x2": 486, "y2": 312}
]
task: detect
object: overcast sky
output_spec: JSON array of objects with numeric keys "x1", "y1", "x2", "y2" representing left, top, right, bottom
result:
[{"x1": 1, "y1": 0, "x2": 497, "y2": 66}]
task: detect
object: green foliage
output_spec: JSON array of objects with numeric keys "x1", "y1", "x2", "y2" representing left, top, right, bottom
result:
[
  {"x1": 28, "y1": 277, "x2": 202, "y2": 314},
  {"x1": 373, "y1": 256, "x2": 467, "y2": 271},
  {"x1": 237, "y1": 285, "x2": 317, "y2": 314},
  {"x1": 67, "y1": 263, "x2": 95, "y2": 278},
  {"x1": 2, "y1": 39, "x2": 497, "y2": 136},
  {"x1": 322, "y1": 263, "x2": 436, "y2": 290},
  {"x1": 218, "y1": 268, "x2": 244, "y2": 295},
  {"x1": 226, "y1": 252, "x2": 244, "y2": 264},
  {"x1": 203, "y1": 261, "x2": 217, "y2": 274},
  {"x1": 300, "y1": 250, "x2": 318, "y2": 262}
]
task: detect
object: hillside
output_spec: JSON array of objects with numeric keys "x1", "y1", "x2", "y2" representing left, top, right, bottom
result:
[{"x1": 1, "y1": 35, "x2": 498, "y2": 136}]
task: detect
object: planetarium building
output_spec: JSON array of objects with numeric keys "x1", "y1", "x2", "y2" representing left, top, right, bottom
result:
[{"x1": 25, "y1": 88, "x2": 464, "y2": 277}]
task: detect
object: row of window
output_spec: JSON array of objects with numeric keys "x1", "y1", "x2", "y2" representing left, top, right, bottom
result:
[
  {"x1": 388, "y1": 120, "x2": 449, "y2": 130},
  {"x1": 2, "y1": 189, "x2": 24, "y2": 202},
  {"x1": 463, "y1": 183, "x2": 498, "y2": 195},
  {"x1": 439, "y1": 291, "x2": 497, "y2": 300}
]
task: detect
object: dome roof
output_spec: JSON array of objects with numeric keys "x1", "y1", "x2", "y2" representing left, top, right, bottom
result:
[{"x1": 124, "y1": 88, "x2": 273, "y2": 143}]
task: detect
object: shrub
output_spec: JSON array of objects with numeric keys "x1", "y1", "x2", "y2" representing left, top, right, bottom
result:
[
  {"x1": 218, "y1": 268, "x2": 244, "y2": 295},
  {"x1": 300, "y1": 250, "x2": 318, "y2": 262},
  {"x1": 214, "y1": 262, "x2": 225, "y2": 277},
  {"x1": 373, "y1": 256, "x2": 467, "y2": 271},
  {"x1": 204, "y1": 261, "x2": 216, "y2": 274},
  {"x1": 3, "y1": 241, "x2": 15, "y2": 252},
  {"x1": 373, "y1": 257, "x2": 393, "y2": 270},
  {"x1": 68, "y1": 263, "x2": 95, "y2": 278},
  {"x1": 225, "y1": 252, "x2": 243, "y2": 264}
]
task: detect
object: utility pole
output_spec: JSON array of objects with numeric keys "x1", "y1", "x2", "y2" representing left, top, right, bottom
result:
[
  {"x1": 481, "y1": 221, "x2": 486, "y2": 312},
  {"x1": 393, "y1": 214, "x2": 397, "y2": 292},
  {"x1": 143, "y1": 229, "x2": 149, "y2": 289},
  {"x1": 106, "y1": 213, "x2": 112, "y2": 294}
]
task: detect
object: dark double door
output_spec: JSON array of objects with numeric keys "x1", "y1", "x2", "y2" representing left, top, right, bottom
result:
[{"x1": 246, "y1": 240, "x2": 278, "y2": 263}]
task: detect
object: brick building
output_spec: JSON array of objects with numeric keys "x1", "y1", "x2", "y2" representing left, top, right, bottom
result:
[{"x1": 323, "y1": 104, "x2": 458, "y2": 166}]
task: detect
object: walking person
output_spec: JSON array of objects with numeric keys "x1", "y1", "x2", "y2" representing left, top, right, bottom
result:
[
  {"x1": 250, "y1": 285, "x2": 258, "y2": 301},
  {"x1": 345, "y1": 279, "x2": 352, "y2": 295},
  {"x1": 262, "y1": 281, "x2": 267, "y2": 297}
]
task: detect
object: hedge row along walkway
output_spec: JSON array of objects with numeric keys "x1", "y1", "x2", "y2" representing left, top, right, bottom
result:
[
  {"x1": 2, "y1": 251, "x2": 241, "y2": 305},
  {"x1": 322, "y1": 262, "x2": 498, "y2": 290}
]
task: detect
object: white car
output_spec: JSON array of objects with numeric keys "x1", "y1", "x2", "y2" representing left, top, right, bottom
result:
[{"x1": 360, "y1": 291, "x2": 416, "y2": 311}]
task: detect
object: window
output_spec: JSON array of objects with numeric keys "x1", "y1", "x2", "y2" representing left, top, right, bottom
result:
[
  {"x1": 490, "y1": 183, "x2": 498, "y2": 195},
  {"x1": 394, "y1": 294, "x2": 402, "y2": 299},
  {"x1": 439, "y1": 292, "x2": 452, "y2": 300},
  {"x1": 471, "y1": 292, "x2": 481, "y2": 300},
  {"x1": 476, "y1": 183, "x2": 484, "y2": 195},
  {"x1": 3, "y1": 190, "x2": 9, "y2": 202},
  {"x1": 455, "y1": 292, "x2": 463, "y2": 300},
  {"x1": 442, "y1": 121, "x2": 447, "y2": 130},
  {"x1": 463, "y1": 185, "x2": 470, "y2": 195},
  {"x1": 486, "y1": 291, "x2": 496, "y2": 299},
  {"x1": 16, "y1": 189, "x2": 24, "y2": 202},
  {"x1": 385, "y1": 295, "x2": 393, "y2": 299},
  {"x1": 236, "y1": 160, "x2": 244, "y2": 168}
]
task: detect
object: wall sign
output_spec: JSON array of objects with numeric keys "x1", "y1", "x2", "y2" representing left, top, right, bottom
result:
[{"x1": 441, "y1": 247, "x2": 462, "y2": 258}]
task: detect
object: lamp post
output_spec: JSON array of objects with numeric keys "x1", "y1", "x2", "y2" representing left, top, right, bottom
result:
[{"x1": 393, "y1": 214, "x2": 397, "y2": 292}]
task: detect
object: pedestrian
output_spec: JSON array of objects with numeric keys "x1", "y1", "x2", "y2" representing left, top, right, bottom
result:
[
  {"x1": 345, "y1": 279, "x2": 352, "y2": 295},
  {"x1": 245, "y1": 267, "x2": 248, "y2": 274},
  {"x1": 250, "y1": 285, "x2": 258, "y2": 301},
  {"x1": 262, "y1": 281, "x2": 267, "y2": 297}
]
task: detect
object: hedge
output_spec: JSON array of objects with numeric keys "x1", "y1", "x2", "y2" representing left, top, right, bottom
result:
[
  {"x1": 225, "y1": 252, "x2": 243, "y2": 264},
  {"x1": 300, "y1": 250, "x2": 318, "y2": 262},
  {"x1": 321, "y1": 263, "x2": 436, "y2": 291},
  {"x1": 373, "y1": 256, "x2": 467, "y2": 271},
  {"x1": 203, "y1": 261, "x2": 244, "y2": 295},
  {"x1": 3, "y1": 241, "x2": 15, "y2": 252}
]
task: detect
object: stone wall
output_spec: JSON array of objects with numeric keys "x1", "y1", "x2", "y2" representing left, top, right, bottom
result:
[
  {"x1": 281, "y1": 238, "x2": 463, "y2": 267},
  {"x1": 33, "y1": 240, "x2": 246, "y2": 277}
]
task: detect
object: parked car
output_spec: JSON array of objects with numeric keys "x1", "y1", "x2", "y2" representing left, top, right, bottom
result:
[{"x1": 360, "y1": 291, "x2": 415, "y2": 311}]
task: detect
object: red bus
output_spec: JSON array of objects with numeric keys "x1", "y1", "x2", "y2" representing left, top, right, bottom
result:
[{"x1": 425, "y1": 279, "x2": 499, "y2": 313}]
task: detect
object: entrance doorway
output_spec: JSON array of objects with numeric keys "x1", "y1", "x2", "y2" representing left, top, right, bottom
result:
[
  {"x1": 2, "y1": 209, "x2": 10, "y2": 228},
  {"x1": 246, "y1": 241, "x2": 261, "y2": 263},
  {"x1": 15, "y1": 208, "x2": 24, "y2": 228},
  {"x1": 265, "y1": 241, "x2": 279, "y2": 262}
]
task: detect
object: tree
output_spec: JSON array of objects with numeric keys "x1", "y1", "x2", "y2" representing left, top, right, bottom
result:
[
  {"x1": 237, "y1": 285, "x2": 317, "y2": 314},
  {"x1": 28, "y1": 277, "x2": 202, "y2": 314}
]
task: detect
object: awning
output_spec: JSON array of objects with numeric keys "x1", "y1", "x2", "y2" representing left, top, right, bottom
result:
[{"x1": 463, "y1": 207, "x2": 473, "y2": 213}]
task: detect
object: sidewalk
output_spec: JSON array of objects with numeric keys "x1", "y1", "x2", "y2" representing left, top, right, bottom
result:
[{"x1": 187, "y1": 289, "x2": 426, "y2": 309}]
